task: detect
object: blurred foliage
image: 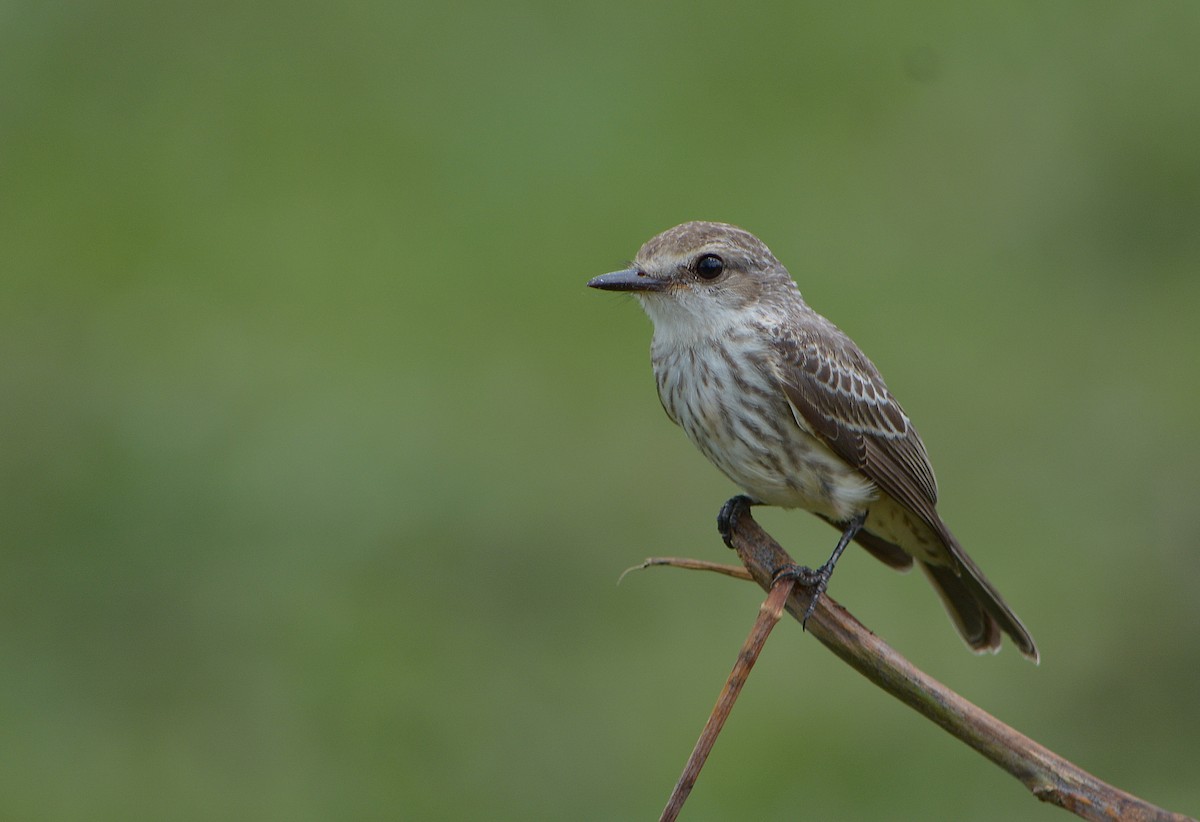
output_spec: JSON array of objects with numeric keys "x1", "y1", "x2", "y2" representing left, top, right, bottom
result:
[{"x1": 2, "y1": 2, "x2": 1199, "y2": 820}]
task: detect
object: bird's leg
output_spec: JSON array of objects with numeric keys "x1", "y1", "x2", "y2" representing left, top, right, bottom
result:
[
  {"x1": 717, "y1": 495, "x2": 756, "y2": 550},
  {"x1": 775, "y1": 510, "x2": 867, "y2": 629}
]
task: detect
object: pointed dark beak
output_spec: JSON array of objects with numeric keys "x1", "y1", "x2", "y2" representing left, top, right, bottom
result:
[{"x1": 586, "y1": 268, "x2": 665, "y2": 292}]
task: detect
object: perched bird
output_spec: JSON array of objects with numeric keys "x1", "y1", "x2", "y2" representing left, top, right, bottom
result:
[{"x1": 588, "y1": 221, "x2": 1038, "y2": 661}]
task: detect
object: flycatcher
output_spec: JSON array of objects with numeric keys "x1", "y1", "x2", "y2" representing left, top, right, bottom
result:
[{"x1": 588, "y1": 221, "x2": 1038, "y2": 661}]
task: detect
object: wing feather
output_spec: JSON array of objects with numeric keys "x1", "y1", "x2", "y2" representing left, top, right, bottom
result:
[{"x1": 771, "y1": 319, "x2": 941, "y2": 531}]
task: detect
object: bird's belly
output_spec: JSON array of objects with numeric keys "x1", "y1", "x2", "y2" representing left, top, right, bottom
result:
[
  {"x1": 718, "y1": 438, "x2": 876, "y2": 522},
  {"x1": 654, "y1": 346, "x2": 876, "y2": 522}
]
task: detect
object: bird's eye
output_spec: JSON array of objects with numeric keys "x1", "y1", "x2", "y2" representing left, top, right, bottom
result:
[{"x1": 694, "y1": 254, "x2": 725, "y2": 279}]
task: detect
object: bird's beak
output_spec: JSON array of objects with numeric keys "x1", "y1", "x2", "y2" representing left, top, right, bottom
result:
[{"x1": 586, "y1": 268, "x2": 665, "y2": 292}]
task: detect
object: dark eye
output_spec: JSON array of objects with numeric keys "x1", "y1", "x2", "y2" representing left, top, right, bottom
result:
[{"x1": 694, "y1": 254, "x2": 725, "y2": 279}]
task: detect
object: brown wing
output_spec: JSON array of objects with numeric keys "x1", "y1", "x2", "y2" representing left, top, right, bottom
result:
[
  {"x1": 773, "y1": 319, "x2": 1040, "y2": 661},
  {"x1": 771, "y1": 319, "x2": 941, "y2": 533}
]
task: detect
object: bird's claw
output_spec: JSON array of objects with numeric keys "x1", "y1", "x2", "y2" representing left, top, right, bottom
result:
[
  {"x1": 717, "y1": 495, "x2": 755, "y2": 549},
  {"x1": 772, "y1": 562, "x2": 833, "y2": 629}
]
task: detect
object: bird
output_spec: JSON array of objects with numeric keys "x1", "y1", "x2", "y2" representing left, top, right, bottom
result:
[{"x1": 588, "y1": 221, "x2": 1038, "y2": 662}]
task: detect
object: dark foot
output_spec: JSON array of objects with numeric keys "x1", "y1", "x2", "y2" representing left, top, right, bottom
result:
[
  {"x1": 717, "y1": 495, "x2": 756, "y2": 549},
  {"x1": 787, "y1": 510, "x2": 869, "y2": 630},
  {"x1": 771, "y1": 563, "x2": 829, "y2": 628},
  {"x1": 772, "y1": 563, "x2": 824, "y2": 587}
]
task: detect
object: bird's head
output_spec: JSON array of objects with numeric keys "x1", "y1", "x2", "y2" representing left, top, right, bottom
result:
[{"x1": 587, "y1": 222, "x2": 798, "y2": 335}]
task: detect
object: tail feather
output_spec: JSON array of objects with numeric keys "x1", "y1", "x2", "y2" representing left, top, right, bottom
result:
[
  {"x1": 835, "y1": 516, "x2": 1039, "y2": 662},
  {"x1": 920, "y1": 562, "x2": 1002, "y2": 654},
  {"x1": 924, "y1": 531, "x2": 1040, "y2": 663}
]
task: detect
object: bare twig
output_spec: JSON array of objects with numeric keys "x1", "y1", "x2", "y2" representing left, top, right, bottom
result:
[
  {"x1": 620, "y1": 556, "x2": 752, "y2": 583},
  {"x1": 645, "y1": 507, "x2": 1191, "y2": 822},
  {"x1": 636, "y1": 513, "x2": 1194, "y2": 821},
  {"x1": 660, "y1": 576, "x2": 794, "y2": 822}
]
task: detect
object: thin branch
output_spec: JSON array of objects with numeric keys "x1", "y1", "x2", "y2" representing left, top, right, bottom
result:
[
  {"x1": 620, "y1": 556, "x2": 752, "y2": 583},
  {"x1": 637, "y1": 508, "x2": 1195, "y2": 822},
  {"x1": 659, "y1": 576, "x2": 794, "y2": 822}
]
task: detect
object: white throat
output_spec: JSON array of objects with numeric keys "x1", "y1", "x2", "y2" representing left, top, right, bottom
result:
[{"x1": 638, "y1": 293, "x2": 754, "y2": 349}]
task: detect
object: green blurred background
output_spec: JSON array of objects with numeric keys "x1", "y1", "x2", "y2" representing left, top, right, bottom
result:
[{"x1": 3, "y1": 3, "x2": 1198, "y2": 820}]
